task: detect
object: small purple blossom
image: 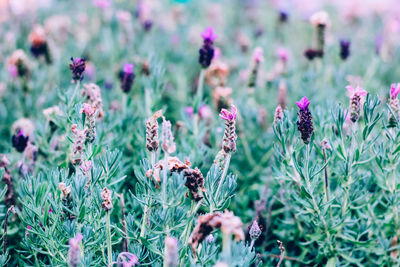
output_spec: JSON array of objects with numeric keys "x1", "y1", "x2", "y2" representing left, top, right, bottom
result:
[
  {"x1": 201, "y1": 27, "x2": 217, "y2": 42},
  {"x1": 296, "y1": 97, "x2": 310, "y2": 110},
  {"x1": 69, "y1": 57, "x2": 86, "y2": 82},
  {"x1": 119, "y1": 63, "x2": 135, "y2": 93},
  {"x1": 339, "y1": 39, "x2": 351, "y2": 60},
  {"x1": 220, "y1": 105, "x2": 237, "y2": 121},
  {"x1": 390, "y1": 83, "x2": 400, "y2": 99},
  {"x1": 124, "y1": 63, "x2": 134, "y2": 74},
  {"x1": 185, "y1": 106, "x2": 194, "y2": 117}
]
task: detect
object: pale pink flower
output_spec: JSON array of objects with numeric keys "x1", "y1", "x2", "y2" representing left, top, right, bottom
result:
[
  {"x1": 112, "y1": 252, "x2": 139, "y2": 267},
  {"x1": 276, "y1": 47, "x2": 289, "y2": 62},
  {"x1": 253, "y1": 47, "x2": 264, "y2": 63},
  {"x1": 92, "y1": 0, "x2": 111, "y2": 9},
  {"x1": 390, "y1": 83, "x2": 400, "y2": 99},
  {"x1": 80, "y1": 103, "x2": 96, "y2": 116},
  {"x1": 80, "y1": 160, "x2": 93, "y2": 174},
  {"x1": 310, "y1": 11, "x2": 330, "y2": 27},
  {"x1": 346, "y1": 85, "x2": 367, "y2": 99}
]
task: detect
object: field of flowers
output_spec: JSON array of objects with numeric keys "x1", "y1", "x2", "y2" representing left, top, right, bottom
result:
[{"x1": 1, "y1": 0, "x2": 400, "y2": 266}]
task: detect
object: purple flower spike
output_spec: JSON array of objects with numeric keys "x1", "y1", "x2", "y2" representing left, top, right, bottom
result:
[
  {"x1": 296, "y1": 97, "x2": 313, "y2": 144},
  {"x1": 220, "y1": 105, "x2": 237, "y2": 121},
  {"x1": 391, "y1": 83, "x2": 400, "y2": 99},
  {"x1": 296, "y1": 97, "x2": 310, "y2": 110},
  {"x1": 201, "y1": 27, "x2": 217, "y2": 42},
  {"x1": 69, "y1": 57, "x2": 86, "y2": 82},
  {"x1": 123, "y1": 63, "x2": 134, "y2": 74}
]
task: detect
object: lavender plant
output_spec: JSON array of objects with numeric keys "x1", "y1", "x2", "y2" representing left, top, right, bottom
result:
[{"x1": 1, "y1": 0, "x2": 400, "y2": 266}]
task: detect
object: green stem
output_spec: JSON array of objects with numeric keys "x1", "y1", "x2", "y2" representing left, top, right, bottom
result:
[
  {"x1": 162, "y1": 152, "x2": 169, "y2": 209},
  {"x1": 304, "y1": 144, "x2": 334, "y2": 252},
  {"x1": 213, "y1": 153, "x2": 232, "y2": 211},
  {"x1": 106, "y1": 210, "x2": 112, "y2": 265},
  {"x1": 222, "y1": 233, "x2": 231, "y2": 259},
  {"x1": 139, "y1": 198, "x2": 152, "y2": 239}
]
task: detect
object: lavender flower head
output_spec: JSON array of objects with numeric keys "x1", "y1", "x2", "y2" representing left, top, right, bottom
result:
[
  {"x1": 340, "y1": 39, "x2": 351, "y2": 60},
  {"x1": 296, "y1": 97, "x2": 313, "y2": 144},
  {"x1": 164, "y1": 236, "x2": 179, "y2": 267},
  {"x1": 249, "y1": 220, "x2": 262, "y2": 241},
  {"x1": 199, "y1": 27, "x2": 217, "y2": 68},
  {"x1": 119, "y1": 63, "x2": 135, "y2": 93},
  {"x1": 389, "y1": 83, "x2": 400, "y2": 127},
  {"x1": 346, "y1": 85, "x2": 367, "y2": 123},
  {"x1": 12, "y1": 130, "x2": 29, "y2": 152},
  {"x1": 220, "y1": 105, "x2": 238, "y2": 153},
  {"x1": 69, "y1": 57, "x2": 86, "y2": 82},
  {"x1": 68, "y1": 233, "x2": 83, "y2": 267}
]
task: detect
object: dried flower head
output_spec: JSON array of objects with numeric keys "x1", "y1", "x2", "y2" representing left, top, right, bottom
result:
[
  {"x1": 189, "y1": 211, "x2": 244, "y2": 253},
  {"x1": 183, "y1": 167, "x2": 205, "y2": 201},
  {"x1": 220, "y1": 105, "x2": 238, "y2": 153},
  {"x1": 277, "y1": 79, "x2": 287, "y2": 109},
  {"x1": 29, "y1": 25, "x2": 51, "y2": 63},
  {"x1": 146, "y1": 156, "x2": 191, "y2": 184},
  {"x1": 8, "y1": 49, "x2": 30, "y2": 78},
  {"x1": 59, "y1": 182, "x2": 71, "y2": 199},
  {"x1": 12, "y1": 118, "x2": 35, "y2": 141},
  {"x1": 310, "y1": 11, "x2": 330, "y2": 27},
  {"x1": 69, "y1": 57, "x2": 86, "y2": 82},
  {"x1": 101, "y1": 187, "x2": 113, "y2": 211},
  {"x1": 296, "y1": 97, "x2": 314, "y2": 144},
  {"x1": 24, "y1": 143, "x2": 38, "y2": 162},
  {"x1": 146, "y1": 110, "x2": 163, "y2": 152},
  {"x1": 43, "y1": 106, "x2": 62, "y2": 122},
  {"x1": 213, "y1": 86, "x2": 232, "y2": 111},
  {"x1": 80, "y1": 160, "x2": 93, "y2": 175},
  {"x1": 205, "y1": 61, "x2": 230, "y2": 87},
  {"x1": 161, "y1": 118, "x2": 176, "y2": 154},
  {"x1": 68, "y1": 233, "x2": 83, "y2": 267},
  {"x1": 321, "y1": 139, "x2": 332, "y2": 150}
]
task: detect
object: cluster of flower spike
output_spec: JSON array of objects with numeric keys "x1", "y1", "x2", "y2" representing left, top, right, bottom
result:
[
  {"x1": 220, "y1": 105, "x2": 238, "y2": 153},
  {"x1": 296, "y1": 97, "x2": 314, "y2": 144}
]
